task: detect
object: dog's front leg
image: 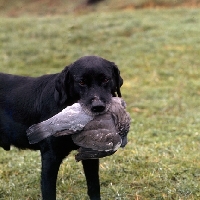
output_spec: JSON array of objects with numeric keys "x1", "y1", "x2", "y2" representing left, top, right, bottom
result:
[
  {"x1": 82, "y1": 159, "x2": 101, "y2": 200},
  {"x1": 40, "y1": 150, "x2": 63, "y2": 200}
]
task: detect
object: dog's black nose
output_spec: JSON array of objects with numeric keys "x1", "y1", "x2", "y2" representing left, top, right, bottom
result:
[
  {"x1": 91, "y1": 100, "x2": 106, "y2": 113},
  {"x1": 91, "y1": 105, "x2": 105, "y2": 113}
]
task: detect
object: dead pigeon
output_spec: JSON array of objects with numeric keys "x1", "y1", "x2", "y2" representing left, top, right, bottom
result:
[{"x1": 27, "y1": 97, "x2": 131, "y2": 161}]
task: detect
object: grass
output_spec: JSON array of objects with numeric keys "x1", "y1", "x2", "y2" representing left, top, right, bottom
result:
[{"x1": 0, "y1": 3, "x2": 200, "y2": 200}]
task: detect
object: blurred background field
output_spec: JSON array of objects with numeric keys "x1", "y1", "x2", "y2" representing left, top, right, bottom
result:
[
  {"x1": 0, "y1": 0, "x2": 200, "y2": 199},
  {"x1": 0, "y1": 0, "x2": 200, "y2": 17}
]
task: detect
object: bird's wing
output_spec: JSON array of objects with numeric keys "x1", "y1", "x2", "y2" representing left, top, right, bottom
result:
[
  {"x1": 72, "y1": 113, "x2": 122, "y2": 151},
  {"x1": 26, "y1": 103, "x2": 93, "y2": 144}
]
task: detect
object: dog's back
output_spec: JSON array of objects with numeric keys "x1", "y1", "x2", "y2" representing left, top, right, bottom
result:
[{"x1": 0, "y1": 72, "x2": 59, "y2": 150}]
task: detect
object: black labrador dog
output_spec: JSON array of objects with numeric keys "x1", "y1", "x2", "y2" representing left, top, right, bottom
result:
[{"x1": 0, "y1": 56, "x2": 123, "y2": 200}]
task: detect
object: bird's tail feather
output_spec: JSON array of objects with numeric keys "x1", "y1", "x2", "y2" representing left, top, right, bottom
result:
[{"x1": 26, "y1": 124, "x2": 52, "y2": 144}]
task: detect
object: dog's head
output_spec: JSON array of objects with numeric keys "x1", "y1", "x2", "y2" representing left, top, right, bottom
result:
[{"x1": 54, "y1": 56, "x2": 123, "y2": 114}]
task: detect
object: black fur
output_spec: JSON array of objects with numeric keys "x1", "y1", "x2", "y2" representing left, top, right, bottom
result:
[{"x1": 0, "y1": 56, "x2": 123, "y2": 200}]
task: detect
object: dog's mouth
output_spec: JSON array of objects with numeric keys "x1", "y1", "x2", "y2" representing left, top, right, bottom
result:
[{"x1": 79, "y1": 102, "x2": 111, "y2": 116}]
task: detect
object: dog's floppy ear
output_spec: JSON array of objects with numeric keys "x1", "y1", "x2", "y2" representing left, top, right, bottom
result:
[
  {"x1": 54, "y1": 65, "x2": 72, "y2": 106},
  {"x1": 111, "y1": 62, "x2": 123, "y2": 97}
]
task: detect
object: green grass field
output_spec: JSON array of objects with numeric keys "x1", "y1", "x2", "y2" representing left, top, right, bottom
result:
[{"x1": 0, "y1": 2, "x2": 200, "y2": 200}]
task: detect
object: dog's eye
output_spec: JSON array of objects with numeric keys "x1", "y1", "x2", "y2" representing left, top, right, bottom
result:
[
  {"x1": 102, "y1": 78, "x2": 109, "y2": 83},
  {"x1": 79, "y1": 80, "x2": 86, "y2": 86}
]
